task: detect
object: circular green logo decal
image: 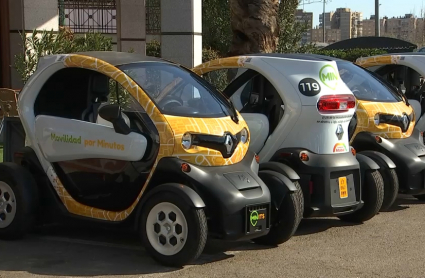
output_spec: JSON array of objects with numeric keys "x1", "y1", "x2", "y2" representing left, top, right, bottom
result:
[
  {"x1": 319, "y1": 65, "x2": 339, "y2": 90},
  {"x1": 250, "y1": 210, "x2": 259, "y2": 226}
]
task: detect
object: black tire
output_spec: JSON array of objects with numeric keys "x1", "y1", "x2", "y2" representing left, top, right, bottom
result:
[
  {"x1": 140, "y1": 191, "x2": 207, "y2": 267},
  {"x1": 413, "y1": 194, "x2": 425, "y2": 201},
  {"x1": 253, "y1": 181, "x2": 304, "y2": 245},
  {"x1": 0, "y1": 162, "x2": 39, "y2": 240},
  {"x1": 338, "y1": 170, "x2": 384, "y2": 223},
  {"x1": 379, "y1": 168, "x2": 399, "y2": 211}
]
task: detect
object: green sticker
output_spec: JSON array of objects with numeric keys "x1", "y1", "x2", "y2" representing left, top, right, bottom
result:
[
  {"x1": 319, "y1": 65, "x2": 339, "y2": 90},
  {"x1": 250, "y1": 210, "x2": 259, "y2": 226},
  {"x1": 51, "y1": 133, "x2": 82, "y2": 144}
]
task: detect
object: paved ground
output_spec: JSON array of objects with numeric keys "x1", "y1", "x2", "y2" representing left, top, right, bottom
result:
[{"x1": 1, "y1": 195, "x2": 425, "y2": 278}]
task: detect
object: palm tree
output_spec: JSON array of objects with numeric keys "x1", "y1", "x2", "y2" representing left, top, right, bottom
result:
[{"x1": 228, "y1": 0, "x2": 280, "y2": 56}]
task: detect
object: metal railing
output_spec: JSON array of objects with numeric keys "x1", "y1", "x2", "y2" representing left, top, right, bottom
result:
[
  {"x1": 58, "y1": 0, "x2": 117, "y2": 33},
  {"x1": 146, "y1": 0, "x2": 161, "y2": 34}
]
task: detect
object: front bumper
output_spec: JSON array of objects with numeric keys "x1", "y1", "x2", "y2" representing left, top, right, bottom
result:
[
  {"x1": 377, "y1": 131, "x2": 425, "y2": 195},
  {"x1": 352, "y1": 129, "x2": 425, "y2": 195},
  {"x1": 273, "y1": 149, "x2": 362, "y2": 217},
  {"x1": 156, "y1": 152, "x2": 271, "y2": 241}
]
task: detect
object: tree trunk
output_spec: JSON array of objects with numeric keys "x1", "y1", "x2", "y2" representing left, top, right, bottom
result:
[{"x1": 228, "y1": 0, "x2": 279, "y2": 56}]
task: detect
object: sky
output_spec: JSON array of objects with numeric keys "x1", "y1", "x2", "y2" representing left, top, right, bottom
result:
[{"x1": 299, "y1": 0, "x2": 425, "y2": 27}]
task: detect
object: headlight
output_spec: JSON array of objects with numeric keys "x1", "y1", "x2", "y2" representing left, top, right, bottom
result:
[
  {"x1": 241, "y1": 128, "x2": 249, "y2": 144},
  {"x1": 182, "y1": 133, "x2": 192, "y2": 149},
  {"x1": 374, "y1": 114, "x2": 380, "y2": 125}
]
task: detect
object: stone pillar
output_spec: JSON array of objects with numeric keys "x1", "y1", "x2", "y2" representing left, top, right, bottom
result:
[
  {"x1": 116, "y1": 0, "x2": 146, "y2": 54},
  {"x1": 160, "y1": 0, "x2": 202, "y2": 67},
  {"x1": 0, "y1": 0, "x2": 11, "y2": 88},
  {"x1": 8, "y1": 0, "x2": 59, "y2": 88}
]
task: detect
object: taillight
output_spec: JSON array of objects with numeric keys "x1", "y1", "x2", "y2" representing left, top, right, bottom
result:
[{"x1": 317, "y1": 94, "x2": 356, "y2": 113}]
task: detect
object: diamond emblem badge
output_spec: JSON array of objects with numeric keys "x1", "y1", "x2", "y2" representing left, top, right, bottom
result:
[
  {"x1": 336, "y1": 124, "x2": 344, "y2": 140},
  {"x1": 224, "y1": 134, "x2": 233, "y2": 154},
  {"x1": 402, "y1": 114, "x2": 409, "y2": 131}
]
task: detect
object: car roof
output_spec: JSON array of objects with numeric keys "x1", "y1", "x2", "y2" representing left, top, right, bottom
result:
[
  {"x1": 73, "y1": 51, "x2": 166, "y2": 66},
  {"x1": 368, "y1": 52, "x2": 425, "y2": 57},
  {"x1": 39, "y1": 51, "x2": 168, "y2": 68},
  {"x1": 245, "y1": 53, "x2": 347, "y2": 62}
]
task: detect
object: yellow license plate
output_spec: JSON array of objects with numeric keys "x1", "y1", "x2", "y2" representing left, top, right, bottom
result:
[{"x1": 339, "y1": 177, "x2": 348, "y2": 198}]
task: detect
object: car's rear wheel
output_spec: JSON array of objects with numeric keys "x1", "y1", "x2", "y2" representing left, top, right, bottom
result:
[
  {"x1": 338, "y1": 170, "x2": 384, "y2": 223},
  {"x1": 0, "y1": 163, "x2": 39, "y2": 240},
  {"x1": 140, "y1": 192, "x2": 207, "y2": 267},
  {"x1": 253, "y1": 181, "x2": 303, "y2": 245}
]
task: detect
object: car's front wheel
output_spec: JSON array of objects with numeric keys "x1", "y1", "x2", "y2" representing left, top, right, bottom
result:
[
  {"x1": 253, "y1": 181, "x2": 304, "y2": 246},
  {"x1": 140, "y1": 192, "x2": 207, "y2": 267},
  {"x1": 379, "y1": 168, "x2": 399, "y2": 211},
  {"x1": 0, "y1": 163, "x2": 39, "y2": 240}
]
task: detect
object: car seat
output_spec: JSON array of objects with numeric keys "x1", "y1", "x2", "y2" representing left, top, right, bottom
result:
[
  {"x1": 81, "y1": 72, "x2": 110, "y2": 123},
  {"x1": 263, "y1": 79, "x2": 283, "y2": 133},
  {"x1": 96, "y1": 102, "x2": 131, "y2": 128}
]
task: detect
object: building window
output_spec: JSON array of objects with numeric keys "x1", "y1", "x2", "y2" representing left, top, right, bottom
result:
[
  {"x1": 58, "y1": 0, "x2": 117, "y2": 33},
  {"x1": 146, "y1": 0, "x2": 161, "y2": 35}
]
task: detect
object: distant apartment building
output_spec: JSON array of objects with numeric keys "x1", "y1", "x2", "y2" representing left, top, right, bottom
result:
[
  {"x1": 295, "y1": 9, "x2": 313, "y2": 44},
  {"x1": 380, "y1": 14, "x2": 424, "y2": 44},
  {"x1": 312, "y1": 28, "x2": 341, "y2": 44},
  {"x1": 319, "y1": 11, "x2": 334, "y2": 30},
  {"x1": 332, "y1": 8, "x2": 363, "y2": 40},
  {"x1": 362, "y1": 16, "x2": 376, "y2": 36},
  {"x1": 312, "y1": 8, "x2": 362, "y2": 43}
]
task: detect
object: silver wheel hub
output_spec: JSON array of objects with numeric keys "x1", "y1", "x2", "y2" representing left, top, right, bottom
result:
[
  {"x1": 146, "y1": 202, "x2": 188, "y2": 256},
  {"x1": 0, "y1": 181, "x2": 17, "y2": 229}
]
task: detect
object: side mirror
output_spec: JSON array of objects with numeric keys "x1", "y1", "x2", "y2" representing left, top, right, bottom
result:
[{"x1": 98, "y1": 104, "x2": 131, "y2": 135}]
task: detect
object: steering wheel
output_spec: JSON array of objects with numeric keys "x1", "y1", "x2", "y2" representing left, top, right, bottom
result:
[
  {"x1": 350, "y1": 85, "x2": 363, "y2": 97},
  {"x1": 158, "y1": 97, "x2": 183, "y2": 111}
]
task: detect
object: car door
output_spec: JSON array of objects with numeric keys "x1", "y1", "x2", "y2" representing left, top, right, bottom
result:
[{"x1": 33, "y1": 67, "x2": 154, "y2": 212}]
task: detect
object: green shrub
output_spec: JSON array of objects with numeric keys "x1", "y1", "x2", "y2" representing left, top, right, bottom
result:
[
  {"x1": 146, "y1": 39, "x2": 161, "y2": 57},
  {"x1": 14, "y1": 28, "x2": 112, "y2": 83},
  {"x1": 202, "y1": 47, "x2": 221, "y2": 63},
  {"x1": 310, "y1": 48, "x2": 388, "y2": 62}
]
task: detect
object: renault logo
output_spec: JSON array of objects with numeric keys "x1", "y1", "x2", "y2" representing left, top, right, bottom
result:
[
  {"x1": 336, "y1": 124, "x2": 344, "y2": 140},
  {"x1": 402, "y1": 114, "x2": 409, "y2": 130},
  {"x1": 224, "y1": 134, "x2": 233, "y2": 154}
]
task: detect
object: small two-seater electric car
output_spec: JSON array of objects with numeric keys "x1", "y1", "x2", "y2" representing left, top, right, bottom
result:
[
  {"x1": 356, "y1": 53, "x2": 425, "y2": 133},
  {"x1": 193, "y1": 53, "x2": 384, "y2": 223},
  {"x1": 348, "y1": 53, "x2": 425, "y2": 202},
  {"x1": 0, "y1": 52, "x2": 303, "y2": 267}
]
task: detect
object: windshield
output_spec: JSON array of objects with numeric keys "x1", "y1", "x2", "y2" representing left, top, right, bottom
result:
[
  {"x1": 336, "y1": 61, "x2": 403, "y2": 102},
  {"x1": 118, "y1": 62, "x2": 235, "y2": 118}
]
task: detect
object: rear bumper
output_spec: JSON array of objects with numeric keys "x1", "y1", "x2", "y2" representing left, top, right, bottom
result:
[
  {"x1": 155, "y1": 152, "x2": 272, "y2": 241},
  {"x1": 272, "y1": 149, "x2": 362, "y2": 217}
]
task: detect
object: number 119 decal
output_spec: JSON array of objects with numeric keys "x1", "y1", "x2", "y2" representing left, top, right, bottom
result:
[{"x1": 298, "y1": 78, "x2": 321, "y2": 96}]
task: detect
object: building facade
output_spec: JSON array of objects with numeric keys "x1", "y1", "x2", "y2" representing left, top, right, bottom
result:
[
  {"x1": 0, "y1": 0, "x2": 202, "y2": 89},
  {"x1": 312, "y1": 8, "x2": 362, "y2": 43},
  {"x1": 312, "y1": 27, "x2": 341, "y2": 44},
  {"x1": 362, "y1": 17, "x2": 376, "y2": 37},
  {"x1": 381, "y1": 14, "x2": 424, "y2": 45},
  {"x1": 295, "y1": 9, "x2": 313, "y2": 44},
  {"x1": 332, "y1": 8, "x2": 363, "y2": 40}
]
